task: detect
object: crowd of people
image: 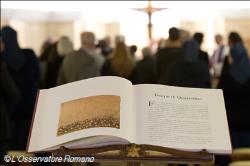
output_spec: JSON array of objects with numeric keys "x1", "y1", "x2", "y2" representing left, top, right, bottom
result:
[{"x1": 1, "y1": 25, "x2": 250, "y2": 165}]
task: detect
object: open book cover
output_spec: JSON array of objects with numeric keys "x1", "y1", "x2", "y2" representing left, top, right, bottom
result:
[{"x1": 27, "y1": 76, "x2": 232, "y2": 154}]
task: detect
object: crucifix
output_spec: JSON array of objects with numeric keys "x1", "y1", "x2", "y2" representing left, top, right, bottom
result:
[{"x1": 133, "y1": 0, "x2": 166, "y2": 41}]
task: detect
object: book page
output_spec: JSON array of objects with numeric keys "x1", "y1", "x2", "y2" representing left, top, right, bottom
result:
[
  {"x1": 28, "y1": 76, "x2": 135, "y2": 152},
  {"x1": 134, "y1": 84, "x2": 231, "y2": 154}
]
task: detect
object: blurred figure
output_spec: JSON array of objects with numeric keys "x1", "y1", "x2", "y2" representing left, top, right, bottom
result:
[
  {"x1": 101, "y1": 36, "x2": 135, "y2": 81},
  {"x1": 0, "y1": 36, "x2": 20, "y2": 162},
  {"x1": 39, "y1": 38, "x2": 54, "y2": 87},
  {"x1": 43, "y1": 43, "x2": 60, "y2": 88},
  {"x1": 167, "y1": 39, "x2": 211, "y2": 88},
  {"x1": 2, "y1": 26, "x2": 40, "y2": 150},
  {"x1": 39, "y1": 43, "x2": 52, "y2": 88},
  {"x1": 165, "y1": 27, "x2": 182, "y2": 48},
  {"x1": 179, "y1": 29, "x2": 191, "y2": 45},
  {"x1": 155, "y1": 27, "x2": 183, "y2": 84},
  {"x1": 19, "y1": 48, "x2": 40, "y2": 117},
  {"x1": 1, "y1": 26, "x2": 25, "y2": 74},
  {"x1": 0, "y1": 35, "x2": 4, "y2": 53},
  {"x1": 57, "y1": 36, "x2": 73, "y2": 56},
  {"x1": 157, "y1": 38, "x2": 166, "y2": 50},
  {"x1": 129, "y1": 45, "x2": 137, "y2": 62},
  {"x1": 97, "y1": 36, "x2": 112, "y2": 57},
  {"x1": 57, "y1": 32, "x2": 99, "y2": 85},
  {"x1": 114, "y1": 35, "x2": 125, "y2": 45},
  {"x1": 133, "y1": 47, "x2": 157, "y2": 84},
  {"x1": 40, "y1": 37, "x2": 53, "y2": 56},
  {"x1": 96, "y1": 37, "x2": 112, "y2": 59},
  {"x1": 218, "y1": 32, "x2": 250, "y2": 148},
  {"x1": 193, "y1": 32, "x2": 209, "y2": 65},
  {"x1": 43, "y1": 37, "x2": 73, "y2": 88},
  {"x1": 211, "y1": 34, "x2": 230, "y2": 78}
]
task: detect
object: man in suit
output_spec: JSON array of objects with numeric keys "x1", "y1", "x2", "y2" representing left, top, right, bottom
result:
[{"x1": 211, "y1": 34, "x2": 229, "y2": 78}]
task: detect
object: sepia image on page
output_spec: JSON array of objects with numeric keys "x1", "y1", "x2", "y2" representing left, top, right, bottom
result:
[
  {"x1": 57, "y1": 95, "x2": 121, "y2": 136},
  {"x1": 133, "y1": 84, "x2": 231, "y2": 154},
  {"x1": 28, "y1": 77, "x2": 136, "y2": 152}
]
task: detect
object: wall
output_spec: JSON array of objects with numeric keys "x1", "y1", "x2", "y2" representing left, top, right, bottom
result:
[
  {"x1": 2, "y1": 17, "x2": 250, "y2": 57},
  {"x1": 1, "y1": 20, "x2": 76, "y2": 55},
  {"x1": 1, "y1": 19, "x2": 9, "y2": 27},
  {"x1": 1, "y1": 18, "x2": 121, "y2": 55}
]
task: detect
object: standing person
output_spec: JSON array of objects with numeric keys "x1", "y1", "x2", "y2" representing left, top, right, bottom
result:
[
  {"x1": 0, "y1": 36, "x2": 20, "y2": 163},
  {"x1": 167, "y1": 39, "x2": 211, "y2": 88},
  {"x1": 100, "y1": 36, "x2": 113, "y2": 58},
  {"x1": 20, "y1": 48, "x2": 40, "y2": 118},
  {"x1": 1, "y1": 26, "x2": 25, "y2": 77},
  {"x1": 193, "y1": 32, "x2": 209, "y2": 65},
  {"x1": 57, "y1": 32, "x2": 99, "y2": 85},
  {"x1": 101, "y1": 35, "x2": 135, "y2": 82},
  {"x1": 44, "y1": 42, "x2": 63, "y2": 88},
  {"x1": 133, "y1": 47, "x2": 157, "y2": 84},
  {"x1": 57, "y1": 36, "x2": 74, "y2": 57},
  {"x1": 40, "y1": 36, "x2": 74, "y2": 88},
  {"x1": 40, "y1": 37, "x2": 54, "y2": 56},
  {"x1": 211, "y1": 34, "x2": 229, "y2": 78},
  {"x1": 218, "y1": 32, "x2": 250, "y2": 147},
  {"x1": 2, "y1": 26, "x2": 40, "y2": 150},
  {"x1": 38, "y1": 37, "x2": 54, "y2": 88},
  {"x1": 155, "y1": 27, "x2": 183, "y2": 84},
  {"x1": 216, "y1": 32, "x2": 250, "y2": 166},
  {"x1": 39, "y1": 44, "x2": 52, "y2": 88},
  {"x1": 129, "y1": 45, "x2": 137, "y2": 63},
  {"x1": 18, "y1": 48, "x2": 40, "y2": 150}
]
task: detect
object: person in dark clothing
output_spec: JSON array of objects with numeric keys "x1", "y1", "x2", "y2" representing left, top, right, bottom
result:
[
  {"x1": 40, "y1": 37, "x2": 54, "y2": 58},
  {"x1": 0, "y1": 37, "x2": 20, "y2": 163},
  {"x1": 1, "y1": 26, "x2": 25, "y2": 78},
  {"x1": 155, "y1": 27, "x2": 183, "y2": 84},
  {"x1": 129, "y1": 45, "x2": 137, "y2": 62},
  {"x1": 43, "y1": 43, "x2": 63, "y2": 88},
  {"x1": 41, "y1": 37, "x2": 73, "y2": 88},
  {"x1": 0, "y1": 60, "x2": 20, "y2": 163},
  {"x1": 218, "y1": 32, "x2": 250, "y2": 147},
  {"x1": 167, "y1": 39, "x2": 211, "y2": 88},
  {"x1": 9, "y1": 48, "x2": 40, "y2": 150},
  {"x1": 97, "y1": 37, "x2": 112, "y2": 58},
  {"x1": 133, "y1": 47, "x2": 157, "y2": 84},
  {"x1": 39, "y1": 44, "x2": 51, "y2": 88},
  {"x1": 193, "y1": 32, "x2": 209, "y2": 65},
  {"x1": 216, "y1": 32, "x2": 250, "y2": 166},
  {"x1": 101, "y1": 40, "x2": 135, "y2": 82},
  {"x1": 20, "y1": 48, "x2": 40, "y2": 118},
  {"x1": 2, "y1": 26, "x2": 40, "y2": 150}
]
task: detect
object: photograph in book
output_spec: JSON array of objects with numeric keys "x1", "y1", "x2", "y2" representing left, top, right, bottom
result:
[{"x1": 57, "y1": 95, "x2": 121, "y2": 136}]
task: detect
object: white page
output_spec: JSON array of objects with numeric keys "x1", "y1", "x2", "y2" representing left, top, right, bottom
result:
[
  {"x1": 28, "y1": 76, "x2": 135, "y2": 152},
  {"x1": 134, "y1": 84, "x2": 231, "y2": 154}
]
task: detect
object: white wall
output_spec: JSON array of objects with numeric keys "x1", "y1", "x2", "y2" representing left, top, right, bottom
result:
[{"x1": 1, "y1": 8, "x2": 250, "y2": 56}]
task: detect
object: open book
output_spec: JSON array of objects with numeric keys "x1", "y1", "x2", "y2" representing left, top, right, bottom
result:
[{"x1": 27, "y1": 76, "x2": 232, "y2": 154}]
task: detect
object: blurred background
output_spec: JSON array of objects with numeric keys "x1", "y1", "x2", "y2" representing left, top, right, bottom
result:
[{"x1": 1, "y1": 1, "x2": 250, "y2": 56}]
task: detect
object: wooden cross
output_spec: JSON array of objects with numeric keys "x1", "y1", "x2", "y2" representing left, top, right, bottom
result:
[{"x1": 133, "y1": 0, "x2": 167, "y2": 41}]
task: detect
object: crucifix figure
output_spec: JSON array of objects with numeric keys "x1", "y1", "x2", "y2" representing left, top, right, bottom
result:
[{"x1": 133, "y1": 0, "x2": 166, "y2": 41}]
